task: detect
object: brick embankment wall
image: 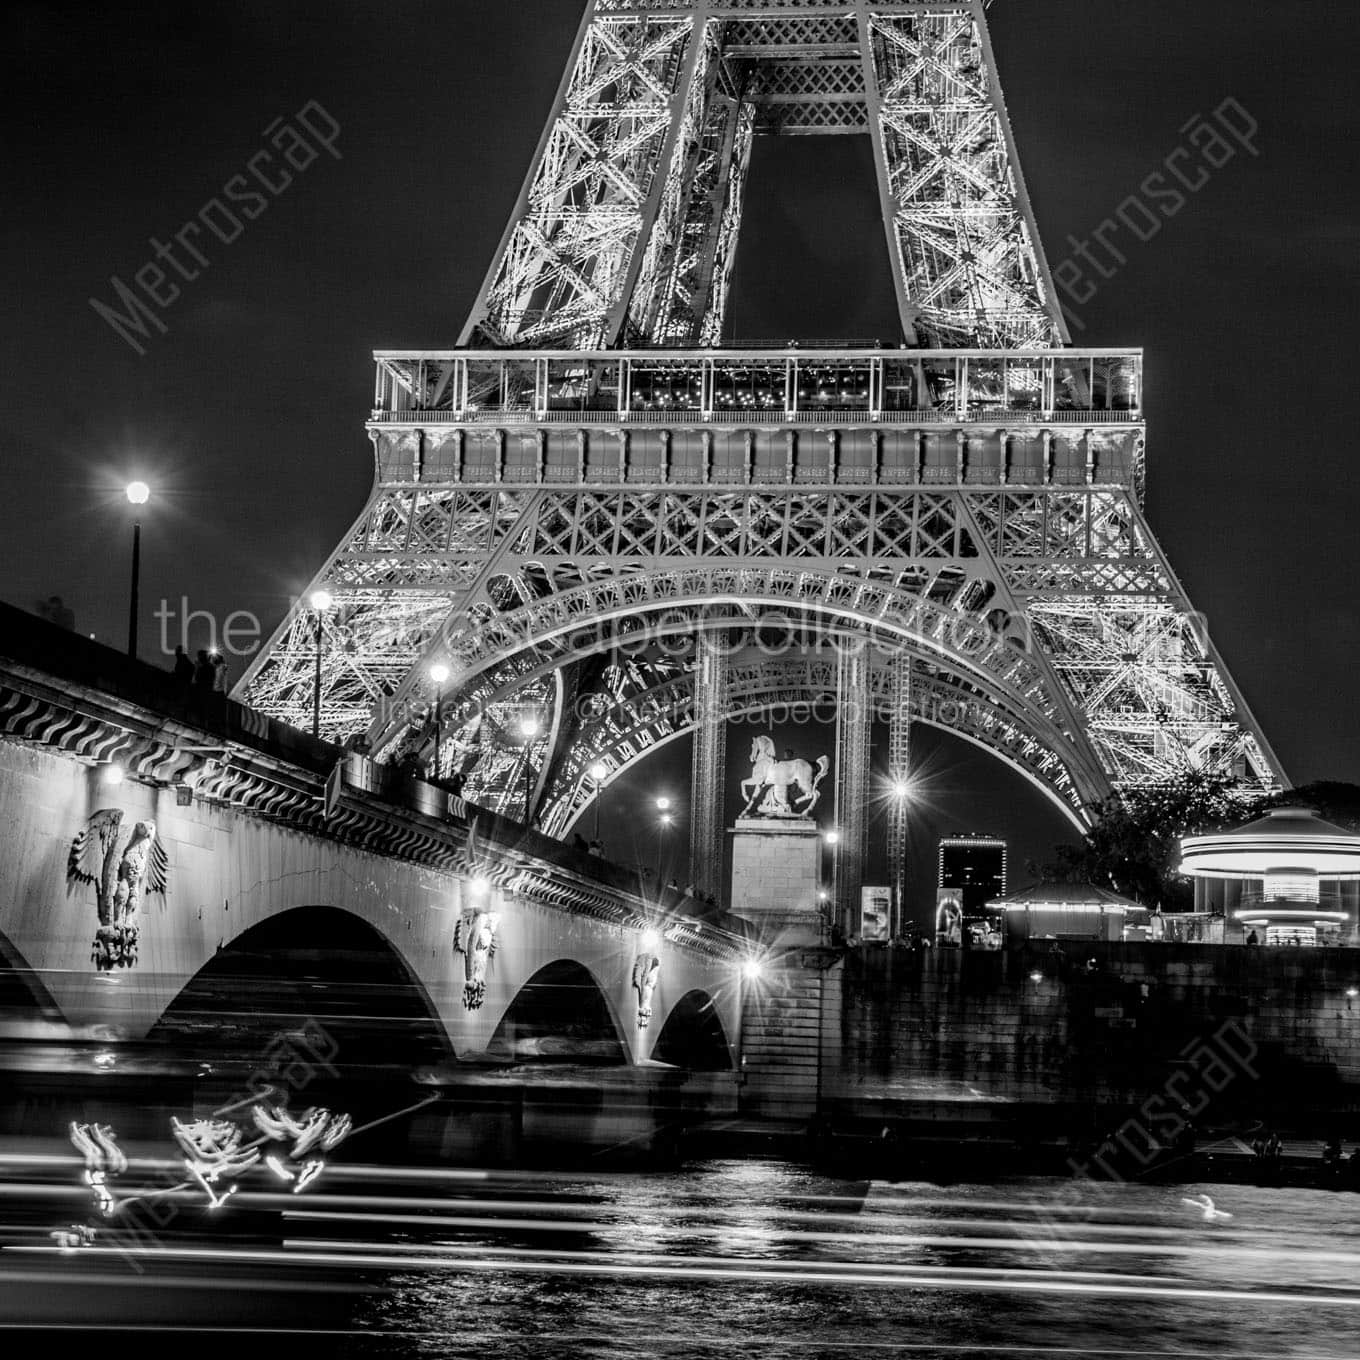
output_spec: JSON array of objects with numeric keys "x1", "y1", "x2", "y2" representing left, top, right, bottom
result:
[{"x1": 824, "y1": 943, "x2": 1360, "y2": 1122}]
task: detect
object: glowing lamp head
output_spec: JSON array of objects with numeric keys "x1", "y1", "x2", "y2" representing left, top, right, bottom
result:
[
  {"x1": 640, "y1": 927, "x2": 662, "y2": 952},
  {"x1": 470, "y1": 874, "x2": 491, "y2": 897},
  {"x1": 518, "y1": 715, "x2": 541, "y2": 740},
  {"x1": 125, "y1": 480, "x2": 150, "y2": 506},
  {"x1": 1029, "y1": 970, "x2": 1044, "y2": 984},
  {"x1": 1348, "y1": 987, "x2": 1359, "y2": 1000},
  {"x1": 589, "y1": 762, "x2": 608, "y2": 782},
  {"x1": 101, "y1": 763, "x2": 124, "y2": 786},
  {"x1": 891, "y1": 781, "x2": 910, "y2": 799},
  {"x1": 656, "y1": 796, "x2": 671, "y2": 811},
  {"x1": 824, "y1": 829, "x2": 840, "y2": 846},
  {"x1": 310, "y1": 589, "x2": 333, "y2": 613},
  {"x1": 429, "y1": 663, "x2": 450, "y2": 687},
  {"x1": 742, "y1": 959, "x2": 764, "y2": 982}
]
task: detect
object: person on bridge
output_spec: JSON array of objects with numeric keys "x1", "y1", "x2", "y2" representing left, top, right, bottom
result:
[
  {"x1": 192, "y1": 649, "x2": 214, "y2": 691},
  {"x1": 173, "y1": 645, "x2": 194, "y2": 686}
]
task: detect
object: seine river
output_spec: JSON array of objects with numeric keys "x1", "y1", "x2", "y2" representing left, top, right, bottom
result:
[
  {"x1": 5, "y1": 1156, "x2": 1359, "y2": 1357},
  {"x1": 330, "y1": 1161, "x2": 1360, "y2": 1357}
]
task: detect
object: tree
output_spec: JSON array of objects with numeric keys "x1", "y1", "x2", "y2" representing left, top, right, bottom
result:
[{"x1": 1033, "y1": 772, "x2": 1256, "y2": 910}]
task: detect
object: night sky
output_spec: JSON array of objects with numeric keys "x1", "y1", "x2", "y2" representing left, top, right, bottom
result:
[{"x1": 5, "y1": 1, "x2": 1359, "y2": 903}]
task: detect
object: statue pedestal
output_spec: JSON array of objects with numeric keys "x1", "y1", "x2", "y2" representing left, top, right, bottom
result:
[{"x1": 728, "y1": 818, "x2": 824, "y2": 948}]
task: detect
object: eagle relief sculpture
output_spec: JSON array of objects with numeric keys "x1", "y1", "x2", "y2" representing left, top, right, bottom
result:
[
  {"x1": 452, "y1": 911, "x2": 500, "y2": 1011},
  {"x1": 739, "y1": 735, "x2": 830, "y2": 818},
  {"x1": 631, "y1": 952, "x2": 660, "y2": 1029},
  {"x1": 67, "y1": 809, "x2": 168, "y2": 971}
]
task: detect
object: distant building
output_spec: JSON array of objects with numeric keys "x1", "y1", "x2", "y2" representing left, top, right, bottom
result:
[{"x1": 937, "y1": 834, "x2": 1007, "y2": 936}]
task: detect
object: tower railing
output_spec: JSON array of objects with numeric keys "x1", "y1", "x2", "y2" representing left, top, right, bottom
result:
[{"x1": 369, "y1": 347, "x2": 1143, "y2": 427}]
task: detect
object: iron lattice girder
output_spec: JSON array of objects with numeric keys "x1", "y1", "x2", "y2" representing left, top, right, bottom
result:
[
  {"x1": 460, "y1": 0, "x2": 1062, "y2": 348},
  {"x1": 240, "y1": 462, "x2": 1278, "y2": 809},
  {"x1": 240, "y1": 420, "x2": 1279, "y2": 810}
]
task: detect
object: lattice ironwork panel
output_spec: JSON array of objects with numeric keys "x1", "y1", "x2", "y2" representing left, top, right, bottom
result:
[
  {"x1": 468, "y1": 14, "x2": 698, "y2": 348},
  {"x1": 867, "y1": 10, "x2": 1061, "y2": 348}
]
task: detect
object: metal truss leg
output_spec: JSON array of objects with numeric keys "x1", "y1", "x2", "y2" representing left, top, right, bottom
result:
[
  {"x1": 886, "y1": 660, "x2": 912, "y2": 940},
  {"x1": 690, "y1": 631, "x2": 727, "y2": 901},
  {"x1": 834, "y1": 646, "x2": 870, "y2": 937}
]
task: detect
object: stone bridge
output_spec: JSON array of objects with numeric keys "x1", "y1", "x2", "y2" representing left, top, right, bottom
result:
[{"x1": 0, "y1": 605, "x2": 748, "y2": 1079}]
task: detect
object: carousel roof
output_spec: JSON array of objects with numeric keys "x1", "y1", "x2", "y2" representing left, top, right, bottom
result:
[{"x1": 1179, "y1": 806, "x2": 1360, "y2": 879}]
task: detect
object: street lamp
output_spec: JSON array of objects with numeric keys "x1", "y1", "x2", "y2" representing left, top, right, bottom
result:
[
  {"x1": 889, "y1": 780, "x2": 910, "y2": 939},
  {"x1": 125, "y1": 482, "x2": 149, "y2": 659},
  {"x1": 824, "y1": 828, "x2": 841, "y2": 936},
  {"x1": 656, "y1": 797, "x2": 673, "y2": 883},
  {"x1": 588, "y1": 760, "x2": 608, "y2": 843},
  {"x1": 519, "y1": 713, "x2": 541, "y2": 824},
  {"x1": 429, "y1": 662, "x2": 450, "y2": 779},
  {"x1": 309, "y1": 590, "x2": 333, "y2": 738}
]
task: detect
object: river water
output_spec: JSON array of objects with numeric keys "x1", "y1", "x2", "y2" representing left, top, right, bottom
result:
[
  {"x1": 325, "y1": 1160, "x2": 1360, "y2": 1358},
  {"x1": 4, "y1": 1149, "x2": 1359, "y2": 1355}
]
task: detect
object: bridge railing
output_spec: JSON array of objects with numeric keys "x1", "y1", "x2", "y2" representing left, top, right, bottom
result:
[{"x1": 369, "y1": 347, "x2": 1143, "y2": 427}]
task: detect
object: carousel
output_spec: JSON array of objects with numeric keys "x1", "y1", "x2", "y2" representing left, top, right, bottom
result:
[{"x1": 1178, "y1": 806, "x2": 1360, "y2": 946}]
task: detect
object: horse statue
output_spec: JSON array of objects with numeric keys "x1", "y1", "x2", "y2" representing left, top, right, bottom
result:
[{"x1": 740, "y1": 736, "x2": 830, "y2": 818}]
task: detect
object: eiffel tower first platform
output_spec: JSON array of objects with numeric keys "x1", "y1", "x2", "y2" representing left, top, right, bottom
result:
[{"x1": 237, "y1": 0, "x2": 1283, "y2": 928}]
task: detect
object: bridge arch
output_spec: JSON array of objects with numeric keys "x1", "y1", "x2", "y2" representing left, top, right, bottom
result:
[
  {"x1": 149, "y1": 905, "x2": 453, "y2": 1069},
  {"x1": 488, "y1": 958, "x2": 629, "y2": 1065},
  {"x1": 650, "y1": 989, "x2": 732, "y2": 1071}
]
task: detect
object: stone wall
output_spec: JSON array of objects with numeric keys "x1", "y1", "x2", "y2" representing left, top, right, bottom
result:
[{"x1": 824, "y1": 941, "x2": 1360, "y2": 1124}]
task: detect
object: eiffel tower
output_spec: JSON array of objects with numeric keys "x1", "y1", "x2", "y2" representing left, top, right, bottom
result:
[{"x1": 239, "y1": 0, "x2": 1282, "y2": 929}]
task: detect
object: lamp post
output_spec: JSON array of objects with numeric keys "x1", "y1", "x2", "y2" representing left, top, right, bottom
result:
[
  {"x1": 518, "y1": 713, "x2": 541, "y2": 824},
  {"x1": 309, "y1": 590, "x2": 333, "y2": 738},
  {"x1": 889, "y1": 779, "x2": 910, "y2": 941},
  {"x1": 656, "y1": 796, "x2": 673, "y2": 883},
  {"x1": 824, "y1": 827, "x2": 841, "y2": 935},
  {"x1": 125, "y1": 482, "x2": 149, "y2": 659},
  {"x1": 589, "y1": 761, "x2": 608, "y2": 843},
  {"x1": 429, "y1": 662, "x2": 450, "y2": 779}
]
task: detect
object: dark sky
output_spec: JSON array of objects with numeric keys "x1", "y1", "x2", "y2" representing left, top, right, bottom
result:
[{"x1": 5, "y1": 0, "x2": 1359, "y2": 902}]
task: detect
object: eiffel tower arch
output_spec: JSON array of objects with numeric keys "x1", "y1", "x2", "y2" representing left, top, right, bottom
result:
[{"x1": 238, "y1": 0, "x2": 1283, "y2": 923}]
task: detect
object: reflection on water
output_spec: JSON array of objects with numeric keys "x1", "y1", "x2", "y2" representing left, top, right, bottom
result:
[
  {"x1": 342, "y1": 1162, "x2": 1360, "y2": 1358},
  {"x1": 3, "y1": 1139, "x2": 1358, "y2": 1356}
]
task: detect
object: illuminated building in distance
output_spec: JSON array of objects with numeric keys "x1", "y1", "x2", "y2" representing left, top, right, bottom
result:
[{"x1": 936, "y1": 835, "x2": 1007, "y2": 944}]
